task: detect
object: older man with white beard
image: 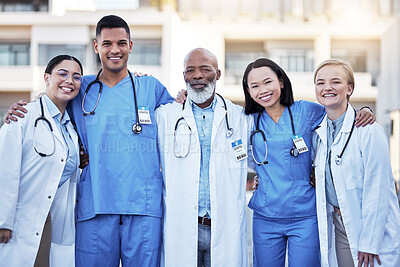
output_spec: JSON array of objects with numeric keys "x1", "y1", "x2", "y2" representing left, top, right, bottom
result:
[{"x1": 156, "y1": 48, "x2": 252, "y2": 267}]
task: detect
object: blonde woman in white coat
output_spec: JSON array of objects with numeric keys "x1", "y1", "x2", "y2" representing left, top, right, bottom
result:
[
  {"x1": 0, "y1": 55, "x2": 83, "y2": 267},
  {"x1": 312, "y1": 59, "x2": 400, "y2": 267}
]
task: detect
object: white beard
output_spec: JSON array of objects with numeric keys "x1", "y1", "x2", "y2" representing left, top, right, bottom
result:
[{"x1": 186, "y1": 80, "x2": 216, "y2": 104}]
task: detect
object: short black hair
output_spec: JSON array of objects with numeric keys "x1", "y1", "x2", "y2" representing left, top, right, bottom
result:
[
  {"x1": 44, "y1": 55, "x2": 83, "y2": 75},
  {"x1": 242, "y1": 58, "x2": 294, "y2": 115},
  {"x1": 96, "y1": 15, "x2": 131, "y2": 39}
]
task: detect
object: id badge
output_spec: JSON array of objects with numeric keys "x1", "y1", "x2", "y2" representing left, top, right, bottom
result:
[
  {"x1": 138, "y1": 106, "x2": 152, "y2": 124},
  {"x1": 231, "y1": 139, "x2": 248, "y2": 161},
  {"x1": 292, "y1": 134, "x2": 308, "y2": 154}
]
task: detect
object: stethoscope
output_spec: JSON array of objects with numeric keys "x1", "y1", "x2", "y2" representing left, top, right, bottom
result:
[
  {"x1": 173, "y1": 93, "x2": 233, "y2": 158},
  {"x1": 312, "y1": 108, "x2": 356, "y2": 167},
  {"x1": 33, "y1": 97, "x2": 55, "y2": 157},
  {"x1": 250, "y1": 106, "x2": 299, "y2": 166},
  {"x1": 81, "y1": 69, "x2": 142, "y2": 134}
]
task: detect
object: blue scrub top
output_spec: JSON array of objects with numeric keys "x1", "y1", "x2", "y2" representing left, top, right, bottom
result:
[
  {"x1": 248, "y1": 100, "x2": 325, "y2": 218},
  {"x1": 68, "y1": 74, "x2": 174, "y2": 221}
]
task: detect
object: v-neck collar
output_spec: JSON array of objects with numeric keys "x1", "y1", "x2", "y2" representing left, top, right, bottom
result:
[{"x1": 263, "y1": 106, "x2": 288, "y2": 126}]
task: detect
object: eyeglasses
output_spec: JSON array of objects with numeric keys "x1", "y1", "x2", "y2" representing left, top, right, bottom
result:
[{"x1": 55, "y1": 70, "x2": 83, "y2": 83}]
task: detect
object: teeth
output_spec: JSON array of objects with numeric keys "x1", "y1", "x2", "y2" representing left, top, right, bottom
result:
[
  {"x1": 110, "y1": 57, "x2": 120, "y2": 60},
  {"x1": 323, "y1": 94, "x2": 335, "y2": 97},
  {"x1": 260, "y1": 95, "x2": 272, "y2": 101},
  {"x1": 60, "y1": 87, "x2": 72, "y2": 92}
]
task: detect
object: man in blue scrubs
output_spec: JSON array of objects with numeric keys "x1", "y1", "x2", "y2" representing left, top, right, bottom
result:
[{"x1": 69, "y1": 15, "x2": 174, "y2": 266}]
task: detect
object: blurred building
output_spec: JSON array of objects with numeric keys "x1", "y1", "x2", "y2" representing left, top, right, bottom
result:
[{"x1": 0, "y1": 0, "x2": 399, "y2": 179}]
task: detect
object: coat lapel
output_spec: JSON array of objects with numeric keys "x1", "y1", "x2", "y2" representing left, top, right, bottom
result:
[{"x1": 315, "y1": 114, "x2": 328, "y2": 147}]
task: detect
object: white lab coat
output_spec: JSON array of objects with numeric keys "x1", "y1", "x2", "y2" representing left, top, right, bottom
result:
[
  {"x1": 156, "y1": 96, "x2": 251, "y2": 267},
  {"x1": 313, "y1": 104, "x2": 400, "y2": 267},
  {"x1": 0, "y1": 99, "x2": 79, "y2": 267}
]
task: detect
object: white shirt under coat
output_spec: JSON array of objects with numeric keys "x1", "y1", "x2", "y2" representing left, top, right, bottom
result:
[{"x1": 313, "y1": 103, "x2": 400, "y2": 267}]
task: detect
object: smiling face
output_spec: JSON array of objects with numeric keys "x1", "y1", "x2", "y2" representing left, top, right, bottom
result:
[
  {"x1": 314, "y1": 64, "x2": 354, "y2": 115},
  {"x1": 246, "y1": 66, "x2": 284, "y2": 112},
  {"x1": 94, "y1": 27, "x2": 133, "y2": 75},
  {"x1": 183, "y1": 49, "x2": 221, "y2": 107},
  {"x1": 44, "y1": 59, "x2": 82, "y2": 110}
]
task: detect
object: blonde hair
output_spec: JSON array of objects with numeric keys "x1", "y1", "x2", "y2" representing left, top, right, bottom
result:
[{"x1": 314, "y1": 59, "x2": 355, "y2": 100}]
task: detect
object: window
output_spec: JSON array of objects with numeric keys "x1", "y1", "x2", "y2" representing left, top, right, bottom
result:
[
  {"x1": 0, "y1": 0, "x2": 48, "y2": 11},
  {"x1": 225, "y1": 41, "x2": 266, "y2": 84},
  {"x1": 128, "y1": 39, "x2": 161, "y2": 66},
  {"x1": 331, "y1": 49, "x2": 367, "y2": 72},
  {"x1": 38, "y1": 44, "x2": 86, "y2": 65},
  {"x1": 269, "y1": 49, "x2": 314, "y2": 72},
  {"x1": 0, "y1": 43, "x2": 30, "y2": 65},
  {"x1": 225, "y1": 51, "x2": 265, "y2": 84}
]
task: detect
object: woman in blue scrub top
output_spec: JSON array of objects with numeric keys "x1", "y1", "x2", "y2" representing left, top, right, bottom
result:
[{"x1": 242, "y1": 58, "x2": 373, "y2": 267}]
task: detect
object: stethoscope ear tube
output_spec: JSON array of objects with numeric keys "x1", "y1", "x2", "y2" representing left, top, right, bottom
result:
[
  {"x1": 81, "y1": 69, "x2": 142, "y2": 134},
  {"x1": 312, "y1": 109, "x2": 356, "y2": 167},
  {"x1": 82, "y1": 72, "x2": 103, "y2": 117},
  {"x1": 250, "y1": 110, "x2": 268, "y2": 166},
  {"x1": 172, "y1": 94, "x2": 232, "y2": 158},
  {"x1": 128, "y1": 70, "x2": 142, "y2": 134},
  {"x1": 215, "y1": 93, "x2": 234, "y2": 138},
  {"x1": 334, "y1": 108, "x2": 356, "y2": 165},
  {"x1": 33, "y1": 97, "x2": 56, "y2": 157}
]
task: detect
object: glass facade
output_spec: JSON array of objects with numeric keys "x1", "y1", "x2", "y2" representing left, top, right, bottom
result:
[
  {"x1": 128, "y1": 39, "x2": 162, "y2": 66},
  {"x1": 0, "y1": 43, "x2": 30, "y2": 65},
  {"x1": 38, "y1": 44, "x2": 86, "y2": 65},
  {"x1": 225, "y1": 51, "x2": 265, "y2": 84},
  {"x1": 0, "y1": 0, "x2": 48, "y2": 11},
  {"x1": 269, "y1": 49, "x2": 314, "y2": 72}
]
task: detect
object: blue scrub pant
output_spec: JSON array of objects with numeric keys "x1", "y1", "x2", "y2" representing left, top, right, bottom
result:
[
  {"x1": 252, "y1": 212, "x2": 320, "y2": 267},
  {"x1": 75, "y1": 214, "x2": 162, "y2": 267}
]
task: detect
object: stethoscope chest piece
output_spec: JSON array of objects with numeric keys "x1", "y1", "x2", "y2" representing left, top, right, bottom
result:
[
  {"x1": 226, "y1": 128, "x2": 234, "y2": 138},
  {"x1": 83, "y1": 111, "x2": 95, "y2": 117},
  {"x1": 290, "y1": 147, "x2": 299, "y2": 157},
  {"x1": 335, "y1": 155, "x2": 342, "y2": 165},
  {"x1": 132, "y1": 123, "x2": 142, "y2": 134}
]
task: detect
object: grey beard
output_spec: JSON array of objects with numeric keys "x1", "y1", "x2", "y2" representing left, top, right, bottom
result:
[{"x1": 186, "y1": 81, "x2": 216, "y2": 104}]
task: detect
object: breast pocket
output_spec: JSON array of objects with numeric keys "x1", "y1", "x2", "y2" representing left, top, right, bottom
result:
[
  {"x1": 138, "y1": 122, "x2": 157, "y2": 139},
  {"x1": 339, "y1": 150, "x2": 362, "y2": 190}
]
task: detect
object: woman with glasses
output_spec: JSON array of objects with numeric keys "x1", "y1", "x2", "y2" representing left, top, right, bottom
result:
[
  {"x1": 0, "y1": 55, "x2": 83, "y2": 267},
  {"x1": 242, "y1": 58, "x2": 374, "y2": 266}
]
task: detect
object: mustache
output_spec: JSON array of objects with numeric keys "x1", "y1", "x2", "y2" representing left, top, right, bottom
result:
[{"x1": 188, "y1": 81, "x2": 208, "y2": 86}]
